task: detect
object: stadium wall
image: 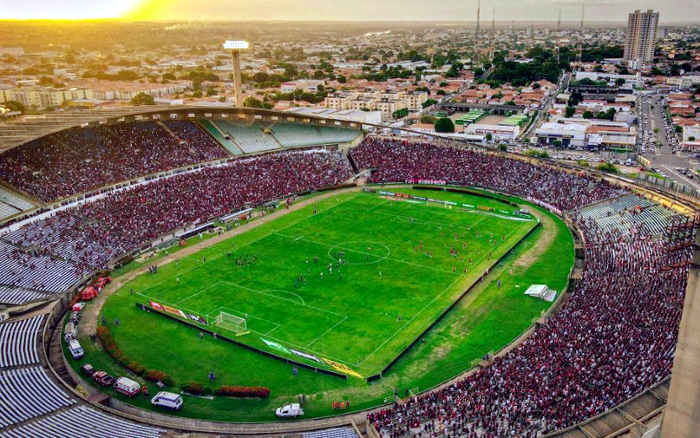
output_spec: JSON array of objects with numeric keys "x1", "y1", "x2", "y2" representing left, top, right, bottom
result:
[{"x1": 660, "y1": 232, "x2": 700, "y2": 438}]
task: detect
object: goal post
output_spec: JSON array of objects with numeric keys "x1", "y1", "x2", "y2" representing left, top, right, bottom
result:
[{"x1": 214, "y1": 311, "x2": 248, "y2": 335}]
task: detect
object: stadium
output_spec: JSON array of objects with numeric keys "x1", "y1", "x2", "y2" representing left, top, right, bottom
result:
[{"x1": 0, "y1": 106, "x2": 697, "y2": 438}]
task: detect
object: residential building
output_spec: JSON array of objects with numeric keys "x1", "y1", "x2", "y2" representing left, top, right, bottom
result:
[{"x1": 623, "y1": 9, "x2": 659, "y2": 68}]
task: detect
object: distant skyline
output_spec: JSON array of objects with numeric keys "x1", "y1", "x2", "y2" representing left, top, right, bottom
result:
[{"x1": 1, "y1": 0, "x2": 698, "y2": 23}]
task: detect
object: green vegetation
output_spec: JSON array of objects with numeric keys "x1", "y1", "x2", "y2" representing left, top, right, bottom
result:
[
  {"x1": 130, "y1": 92, "x2": 155, "y2": 106},
  {"x1": 488, "y1": 46, "x2": 568, "y2": 86},
  {"x1": 243, "y1": 96, "x2": 273, "y2": 110},
  {"x1": 434, "y1": 117, "x2": 455, "y2": 133},
  {"x1": 596, "y1": 162, "x2": 619, "y2": 174},
  {"x1": 525, "y1": 149, "x2": 550, "y2": 159},
  {"x1": 392, "y1": 108, "x2": 409, "y2": 119},
  {"x1": 69, "y1": 189, "x2": 572, "y2": 422}
]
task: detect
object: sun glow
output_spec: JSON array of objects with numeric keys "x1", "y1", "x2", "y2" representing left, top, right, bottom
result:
[{"x1": 1, "y1": 0, "x2": 143, "y2": 20}]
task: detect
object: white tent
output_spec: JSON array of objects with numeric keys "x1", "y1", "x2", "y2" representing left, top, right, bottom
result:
[{"x1": 524, "y1": 284, "x2": 557, "y2": 302}]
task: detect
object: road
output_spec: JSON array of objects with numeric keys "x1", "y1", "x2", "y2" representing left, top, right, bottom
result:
[
  {"x1": 642, "y1": 93, "x2": 700, "y2": 192},
  {"x1": 519, "y1": 71, "x2": 570, "y2": 140}
]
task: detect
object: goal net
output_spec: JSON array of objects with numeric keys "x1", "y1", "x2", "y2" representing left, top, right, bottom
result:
[{"x1": 214, "y1": 312, "x2": 248, "y2": 335}]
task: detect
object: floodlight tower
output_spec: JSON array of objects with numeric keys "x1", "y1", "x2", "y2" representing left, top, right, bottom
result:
[
  {"x1": 223, "y1": 40, "x2": 249, "y2": 107},
  {"x1": 475, "y1": 0, "x2": 481, "y2": 38}
]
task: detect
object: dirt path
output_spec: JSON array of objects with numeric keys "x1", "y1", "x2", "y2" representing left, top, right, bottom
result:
[
  {"x1": 512, "y1": 207, "x2": 557, "y2": 269},
  {"x1": 80, "y1": 186, "x2": 360, "y2": 338}
]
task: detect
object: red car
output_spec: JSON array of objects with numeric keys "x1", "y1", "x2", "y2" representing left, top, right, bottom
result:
[{"x1": 92, "y1": 370, "x2": 115, "y2": 386}]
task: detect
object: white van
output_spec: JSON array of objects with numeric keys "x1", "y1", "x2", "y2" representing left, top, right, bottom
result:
[
  {"x1": 114, "y1": 377, "x2": 141, "y2": 397},
  {"x1": 151, "y1": 391, "x2": 183, "y2": 410},
  {"x1": 64, "y1": 322, "x2": 76, "y2": 342},
  {"x1": 68, "y1": 339, "x2": 84, "y2": 359},
  {"x1": 275, "y1": 403, "x2": 304, "y2": 417}
]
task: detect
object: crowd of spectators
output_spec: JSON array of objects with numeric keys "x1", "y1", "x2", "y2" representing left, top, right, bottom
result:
[
  {"x1": 0, "y1": 132, "x2": 694, "y2": 436},
  {"x1": 350, "y1": 137, "x2": 622, "y2": 212},
  {"x1": 365, "y1": 138, "x2": 693, "y2": 437},
  {"x1": 0, "y1": 121, "x2": 229, "y2": 202},
  {"x1": 1, "y1": 150, "x2": 352, "y2": 283}
]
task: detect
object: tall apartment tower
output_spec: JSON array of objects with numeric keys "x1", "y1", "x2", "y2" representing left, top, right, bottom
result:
[{"x1": 623, "y1": 9, "x2": 659, "y2": 67}]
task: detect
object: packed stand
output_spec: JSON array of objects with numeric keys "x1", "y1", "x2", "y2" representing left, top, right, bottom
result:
[
  {"x1": 0, "y1": 121, "x2": 228, "y2": 202},
  {"x1": 350, "y1": 137, "x2": 622, "y2": 212},
  {"x1": 2, "y1": 150, "x2": 352, "y2": 278},
  {"x1": 368, "y1": 210, "x2": 693, "y2": 437}
]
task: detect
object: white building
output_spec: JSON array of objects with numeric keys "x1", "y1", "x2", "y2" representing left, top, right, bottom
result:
[
  {"x1": 465, "y1": 124, "x2": 519, "y2": 141},
  {"x1": 682, "y1": 125, "x2": 700, "y2": 151},
  {"x1": 535, "y1": 122, "x2": 587, "y2": 148},
  {"x1": 623, "y1": 9, "x2": 659, "y2": 68},
  {"x1": 280, "y1": 80, "x2": 325, "y2": 94}
]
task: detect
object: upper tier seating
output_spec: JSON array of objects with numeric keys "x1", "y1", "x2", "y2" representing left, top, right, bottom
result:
[
  {"x1": 216, "y1": 121, "x2": 279, "y2": 154},
  {"x1": 0, "y1": 405, "x2": 164, "y2": 438},
  {"x1": 0, "y1": 121, "x2": 228, "y2": 202},
  {"x1": 0, "y1": 315, "x2": 44, "y2": 367}
]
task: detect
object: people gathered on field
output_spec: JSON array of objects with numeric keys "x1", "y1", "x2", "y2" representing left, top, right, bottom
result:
[
  {"x1": 1, "y1": 150, "x2": 352, "y2": 287},
  {"x1": 368, "y1": 217, "x2": 692, "y2": 437},
  {"x1": 0, "y1": 132, "x2": 694, "y2": 437}
]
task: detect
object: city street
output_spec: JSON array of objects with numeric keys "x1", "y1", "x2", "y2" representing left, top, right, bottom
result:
[{"x1": 643, "y1": 93, "x2": 700, "y2": 191}]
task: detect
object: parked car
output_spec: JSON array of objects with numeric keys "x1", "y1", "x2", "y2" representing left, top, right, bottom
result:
[
  {"x1": 68, "y1": 339, "x2": 84, "y2": 360},
  {"x1": 114, "y1": 377, "x2": 141, "y2": 397},
  {"x1": 276, "y1": 403, "x2": 304, "y2": 417},
  {"x1": 92, "y1": 371, "x2": 115, "y2": 386},
  {"x1": 80, "y1": 363, "x2": 95, "y2": 377},
  {"x1": 151, "y1": 391, "x2": 183, "y2": 410}
]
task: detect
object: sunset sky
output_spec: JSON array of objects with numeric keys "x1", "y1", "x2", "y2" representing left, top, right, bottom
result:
[{"x1": 0, "y1": 0, "x2": 698, "y2": 22}]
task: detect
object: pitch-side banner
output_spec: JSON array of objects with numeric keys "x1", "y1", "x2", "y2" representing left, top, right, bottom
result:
[
  {"x1": 290, "y1": 348, "x2": 322, "y2": 363},
  {"x1": 261, "y1": 338, "x2": 291, "y2": 355},
  {"x1": 322, "y1": 358, "x2": 363, "y2": 379},
  {"x1": 406, "y1": 178, "x2": 446, "y2": 185}
]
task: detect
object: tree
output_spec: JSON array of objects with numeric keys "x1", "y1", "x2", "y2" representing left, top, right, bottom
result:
[
  {"x1": 583, "y1": 111, "x2": 593, "y2": 119},
  {"x1": 420, "y1": 115, "x2": 436, "y2": 124},
  {"x1": 130, "y1": 92, "x2": 155, "y2": 105},
  {"x1": 565, "y1": 106, "x2": 576, "y2": 118},
  {"x1": 243, "y1": 96, "x2": 265, "y2": 108},
  {"x1": 552, "y1": 139, "x2": 563, "y2": 148},
  {"x1": 615, "y1": 78, "x2": 625, "y2": 87},
  {"x1": 4, "y1": 101, "x2": 24, "y2": 113},
  {"x1": 485, "y1": 132, "x2": 493, "y2": 142},
  {"x1": 597, "y1": 162, "x2": 618, "y2": 174},
  {"x1": 568, "y1": 91, "x2": 583, "y2": 107},
  {"x1": 498, "y1": 144, "x2": 508, "y2": 151},
  {"x1": 434, "y1": 117, "x2": 455, "y2": 133},
  {"x1": 422, "y1": 99, "x2": 437, "y2": 108},
  {"x1": 674, "y1": 125, "x2": 682, "y2": 134}
]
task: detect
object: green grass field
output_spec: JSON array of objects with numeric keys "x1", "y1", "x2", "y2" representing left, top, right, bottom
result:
[
  {"x1": 115, "y1": 190, "x2": 535, "y2": 377},
  {"x1": 69, "y1": 187, "x2": 574, "y2": 421}
]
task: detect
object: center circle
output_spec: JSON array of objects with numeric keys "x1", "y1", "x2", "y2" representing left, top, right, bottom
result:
[{"x1": 327, "y1": 240, "x2": 391, "y2": 265}]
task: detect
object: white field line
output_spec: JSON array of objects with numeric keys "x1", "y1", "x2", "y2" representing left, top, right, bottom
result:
[
  {"x1": 175, "y1": 282, "x2": 220, "y2": 305},
  {"x1": 306, "y1": 315, "x2": 348, "y2": 348},
  {"x1": 358, "y1": 275, "x2": 462, "y2": 366},
  {"x1": 356, "y1": 217, "x2": 532, "y2": 366},
  {"x1": 205, "y1": 305, "x2": 281, "y2": 331},
  {"x1": 220, "y1": 280, "x2": 308, "y2": 307},
  {"x1": 131, "y1": 193, "x2": 361, "y2": 294},
  {"x1": 274, "y1": 232, "x2": 456, "y2": 275}
]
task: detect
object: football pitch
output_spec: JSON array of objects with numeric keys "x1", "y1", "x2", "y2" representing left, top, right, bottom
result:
[{"x1": 120, "y1": 189, "x2": 538, "y2": 377}]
